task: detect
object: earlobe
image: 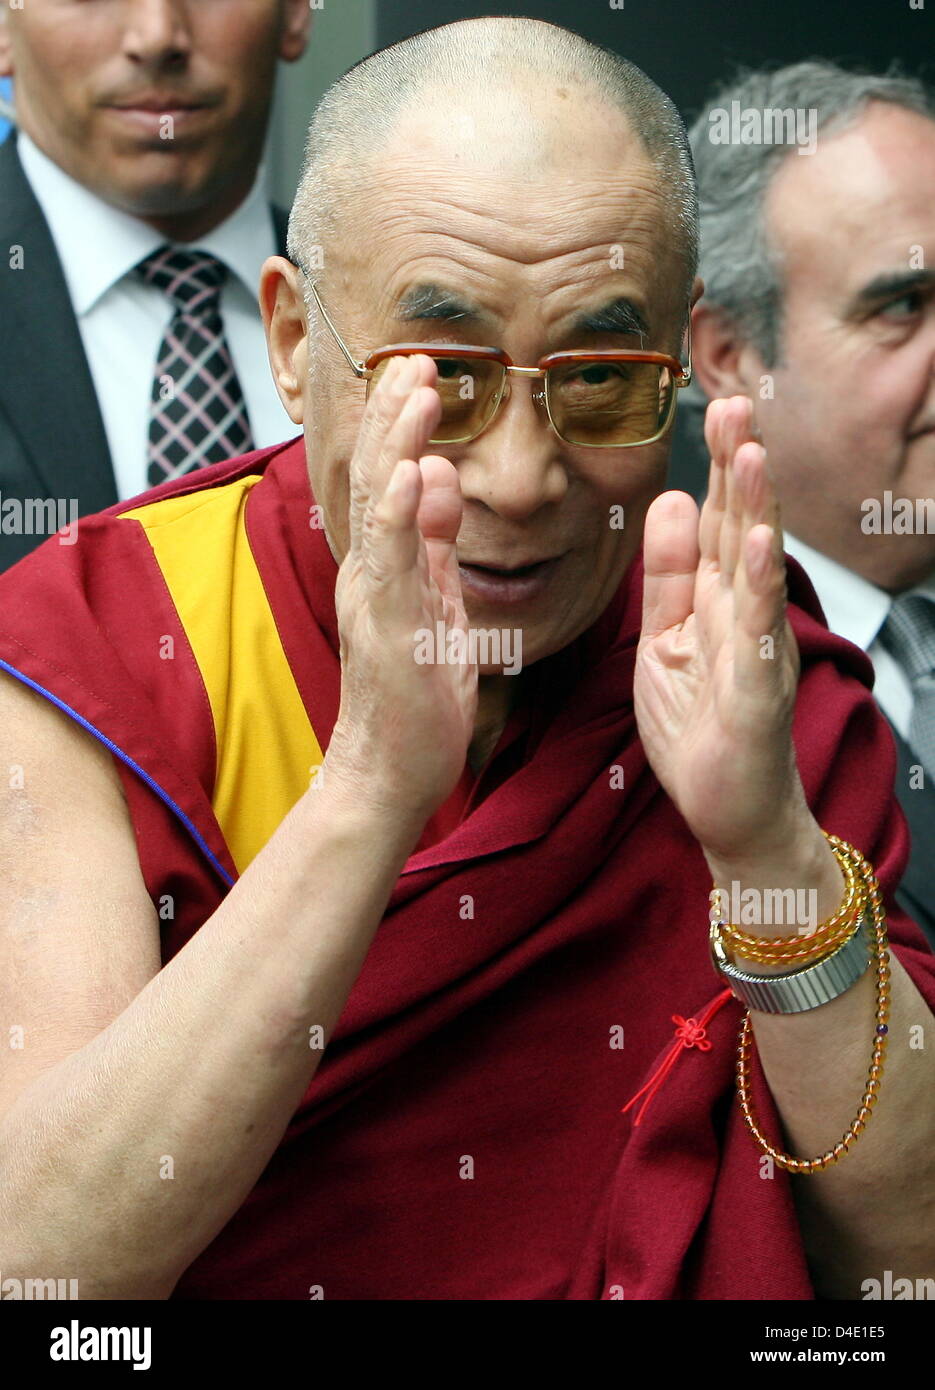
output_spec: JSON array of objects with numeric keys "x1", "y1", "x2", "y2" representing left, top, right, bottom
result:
[
  {"x1": 260, "y1": 256, "x2": 307, "y2": 425},
  {"x1": 279, "y1": 0, "x2": 313, "y2": 64},
  {"x1": 0, "y1": 23, "x2": 16, "y2": 78}
]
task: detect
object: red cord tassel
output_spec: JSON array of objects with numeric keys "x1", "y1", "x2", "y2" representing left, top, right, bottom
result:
[{"x1": 621, "y1": 988, "x2": 734, "y2": 1125}]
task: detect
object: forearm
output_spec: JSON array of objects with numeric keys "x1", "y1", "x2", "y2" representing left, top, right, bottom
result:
[
  {"x1": 706, "y1": 823, "x2": 935, "y2": 1299},
  {"x1": 0, "y1": 775, "x2": 425, "y2": 1299}
]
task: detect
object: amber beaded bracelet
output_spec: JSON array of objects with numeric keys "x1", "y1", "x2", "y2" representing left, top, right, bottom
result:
[
  {"x1": 714, "y1": 832, "x2": 862, "y2": 966},
  {"x1": 736, "y1": 837, "x2": 890, "y2": 1173}
]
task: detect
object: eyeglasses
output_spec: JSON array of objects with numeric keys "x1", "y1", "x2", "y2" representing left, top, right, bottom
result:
[{"x1": 305, "y1": 279, "x2": 693, "y2": 449}]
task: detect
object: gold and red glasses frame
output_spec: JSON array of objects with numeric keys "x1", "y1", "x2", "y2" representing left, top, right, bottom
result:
[{"x1": 306, "y1": 279, "x2": 694, "y2": 449}]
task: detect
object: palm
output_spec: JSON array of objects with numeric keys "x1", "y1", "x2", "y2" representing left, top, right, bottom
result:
[
  {"x1": 633, "y1": 397, "x2": 801, "y2": 861},
  {"x1": 409, "y1": 453, "x2": 479, "y2": 757},
  {"x1": 331, "y1": 356, "x2": 477, "y2": 815}
]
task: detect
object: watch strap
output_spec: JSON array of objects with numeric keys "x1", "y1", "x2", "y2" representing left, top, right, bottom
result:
[{"x1": 709, "y1": 910, "x2": 872, "y2": 1014}]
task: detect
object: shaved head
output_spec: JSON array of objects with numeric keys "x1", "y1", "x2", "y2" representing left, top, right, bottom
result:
[{"x1": 287, "y1": 16, "x2": 697, "y2": 308}]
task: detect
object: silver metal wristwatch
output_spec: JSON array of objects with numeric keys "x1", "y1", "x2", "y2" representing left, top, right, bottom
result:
[{"x1": 709, "y1": 911, "x2": 872, "y2": 1015}]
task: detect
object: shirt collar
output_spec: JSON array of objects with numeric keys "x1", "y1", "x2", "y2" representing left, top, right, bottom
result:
[
  {"x1": 16, "y1": 129, "x2": 276, "y2": 315},
  {"x1": 784, "y1": 531, "x2": 935, "y2": 651}
]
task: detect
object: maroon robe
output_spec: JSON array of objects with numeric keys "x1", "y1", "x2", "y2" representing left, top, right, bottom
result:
[{"x1": 0, "y1": 435, "x2": 932, "y2": 1300}]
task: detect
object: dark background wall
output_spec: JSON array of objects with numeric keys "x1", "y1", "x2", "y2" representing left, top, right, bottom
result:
[
  {"x1": 376, "y1": 0, "x2": 933, "y2": 124},
  {"x1": 374, "y1": 0, "x2": 933, "y2": 495}
]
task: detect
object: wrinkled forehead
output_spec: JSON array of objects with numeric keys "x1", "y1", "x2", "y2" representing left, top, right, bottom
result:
[{"x1": 327, "y1": 93, "x2": 687, "y2": 341}]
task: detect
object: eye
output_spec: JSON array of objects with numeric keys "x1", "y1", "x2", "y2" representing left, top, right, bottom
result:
[
  {"x1": 877, "y1": 290, "x2": 926, "y2": 320},
  {"x1": 578, "y1": 363, "x2": 626, "y2": 385},
  {"x1": 434, "y1": 358, "x2": 464, "y2": 379},
  {"x1": 564, "y1": 362, "x2": 631, "y2": 388}
]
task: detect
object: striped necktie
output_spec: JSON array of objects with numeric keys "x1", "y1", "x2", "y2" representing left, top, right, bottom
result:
[
  {"x1": 136, "y1": 245, "x2": 254, "y2": 487},
  {"x1": 880, "y1": 593, "x2": 935, "y2": 783}
]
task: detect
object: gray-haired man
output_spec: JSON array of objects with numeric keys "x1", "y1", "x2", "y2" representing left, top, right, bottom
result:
[{"x1": 689, "y1": 61, "x2": 935, "y2": 947}]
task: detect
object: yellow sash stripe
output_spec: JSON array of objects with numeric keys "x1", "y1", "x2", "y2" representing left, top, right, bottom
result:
[{"x1": 121, "y1": 477, "x2": 322, "y2": 875}]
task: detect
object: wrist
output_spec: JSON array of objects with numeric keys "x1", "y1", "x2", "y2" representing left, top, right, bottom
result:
[
  {"x1": 307, "y1": 747, "x2": 435, "y2": 844},
  {"x1": 704, "y1": 817, "x2": 845, "y2": 946},
  {"x1": 702, "y1": 775, "x2": 821, "y2": 879}
]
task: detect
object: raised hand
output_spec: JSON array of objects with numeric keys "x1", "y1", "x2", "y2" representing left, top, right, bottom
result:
[
  {"x1": 324, "y1": 355, "x2": 478, "y2": 822},
  {"x1": 633, "y1": 395, "x2": 811, "y2": 865}
]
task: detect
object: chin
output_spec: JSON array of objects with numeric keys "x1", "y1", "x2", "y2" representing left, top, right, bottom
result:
[
  {"x1": 102, "y1": 151, "x2": 218, "y2": 207},
  {"x1": 478, "y1": 626, "x2": 561, "y2": 675}
]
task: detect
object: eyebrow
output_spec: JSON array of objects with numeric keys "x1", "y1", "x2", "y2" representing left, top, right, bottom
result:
[
  {"x1": 569, "y1": 297, "x2": 649, "y2": 340},
  {"x1": 850, "y1": 268, "x2": 935, "y2": 310},
  {"x1": 392, "y1": 284, "x2": 489, "y2": 326},
  {"x1": 391, "y1": 284, "x2": 650, "y2": 341}
]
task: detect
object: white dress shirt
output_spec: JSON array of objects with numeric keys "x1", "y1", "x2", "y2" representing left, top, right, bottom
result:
[
  {"x1": 783, "y1": 532, "x2": 935, "y2": 742},
  {"x1": 17, "y1": 130, "x2": 296, "y2": 502}
]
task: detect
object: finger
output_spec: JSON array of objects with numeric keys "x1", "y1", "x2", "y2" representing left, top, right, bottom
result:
[
  {"x1": 348, "y1": 355, "x2": 406, "y2": 554},
  {"x1": 701, "y1": 395, "x2": 747, "y2": 570},
  {"x1": 374, "y1": 380, "x2": 442, "y2": 504},
  {"x1": 416, "y1": 454, "x2": 464, "y2": 618},
  {"x1": 758, "y1": 446, "x2": 786, "y2": 566},
  {"x1": 731, "y1": 445, "x2": 790, "y2": 695},
  {"x1": 698, "y1": 400, "x2": 729, "y2": 565},
  {"x1": 701, "y1": 392, "x2": 726, "y2": 469},
  {"x1": 641, "y1": 490, "x2": 700, "y2": 640},
  {"x1": 355, "y1": 379, "x2": 441, "y2": 577},
  {"x1": 718, "y1": 397, "x2": 757, "y2": 582},
  {"x1": 733, "y1": 439, "x2": 779, "y2": 573},
  {"x1": 348, "y1": 355, "x2": 441, "y2": 556},
  {"x1": 360, "y1": 456, "x2": 427, "y2": 631}
]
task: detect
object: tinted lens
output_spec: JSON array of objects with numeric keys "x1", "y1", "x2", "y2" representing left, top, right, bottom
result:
[
  {"x1": 368, "y1": 356, "x2": 506, "y2": 442},
  {"x1": 546, "y1": 360, "x2": 675, "y2": 445}
]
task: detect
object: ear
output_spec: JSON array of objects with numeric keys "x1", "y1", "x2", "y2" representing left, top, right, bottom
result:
[
  {"x1": 0, "y1": 14, "x2": 16, "y2": 78},
  {"x1": 278, "y1": 0, "x2": 313, "y2": 64},
  {"x1": 260, "y1": 256, "x2": 307, "y2": 425},
  {"x1": 690, "y1": 301, "x2": 763, "y2": 401}
]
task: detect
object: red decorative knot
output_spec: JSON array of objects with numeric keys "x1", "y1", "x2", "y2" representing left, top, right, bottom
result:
[
  {"x1": 671, "y1": 1015, "x2": 713, "y2": 1051},
  {"x1": 621, "y1": 988, "x2": 734, "y2": 1127}
]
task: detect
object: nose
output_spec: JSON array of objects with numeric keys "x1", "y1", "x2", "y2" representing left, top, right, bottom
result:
[
  {"x1": 121, "y1": 0, "x2": 192, "y2": 63},
  {"x1": 456, "y1": 373, "x2": 569, "y2": 522}
]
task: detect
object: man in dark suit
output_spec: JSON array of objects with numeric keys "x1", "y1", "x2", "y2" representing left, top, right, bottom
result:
[
  {"x1": 0, "y1": 0, "x2": 311, "y2": 571},
  {"x1": 687, "y1": 61, "x2": 935, "y2": 947}
]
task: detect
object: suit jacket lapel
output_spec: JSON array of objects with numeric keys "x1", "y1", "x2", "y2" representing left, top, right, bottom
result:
[
  {"x1": 0, "y1": 135, "x2": 118, "y2": 512},
  {"x1": 885, "y1": 714, "x2": 935, "y2": 948}
]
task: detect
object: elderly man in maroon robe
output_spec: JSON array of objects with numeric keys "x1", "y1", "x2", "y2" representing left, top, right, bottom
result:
[{"x1": 0, "y1": 17, "x2": 933, "y2": 1300}]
